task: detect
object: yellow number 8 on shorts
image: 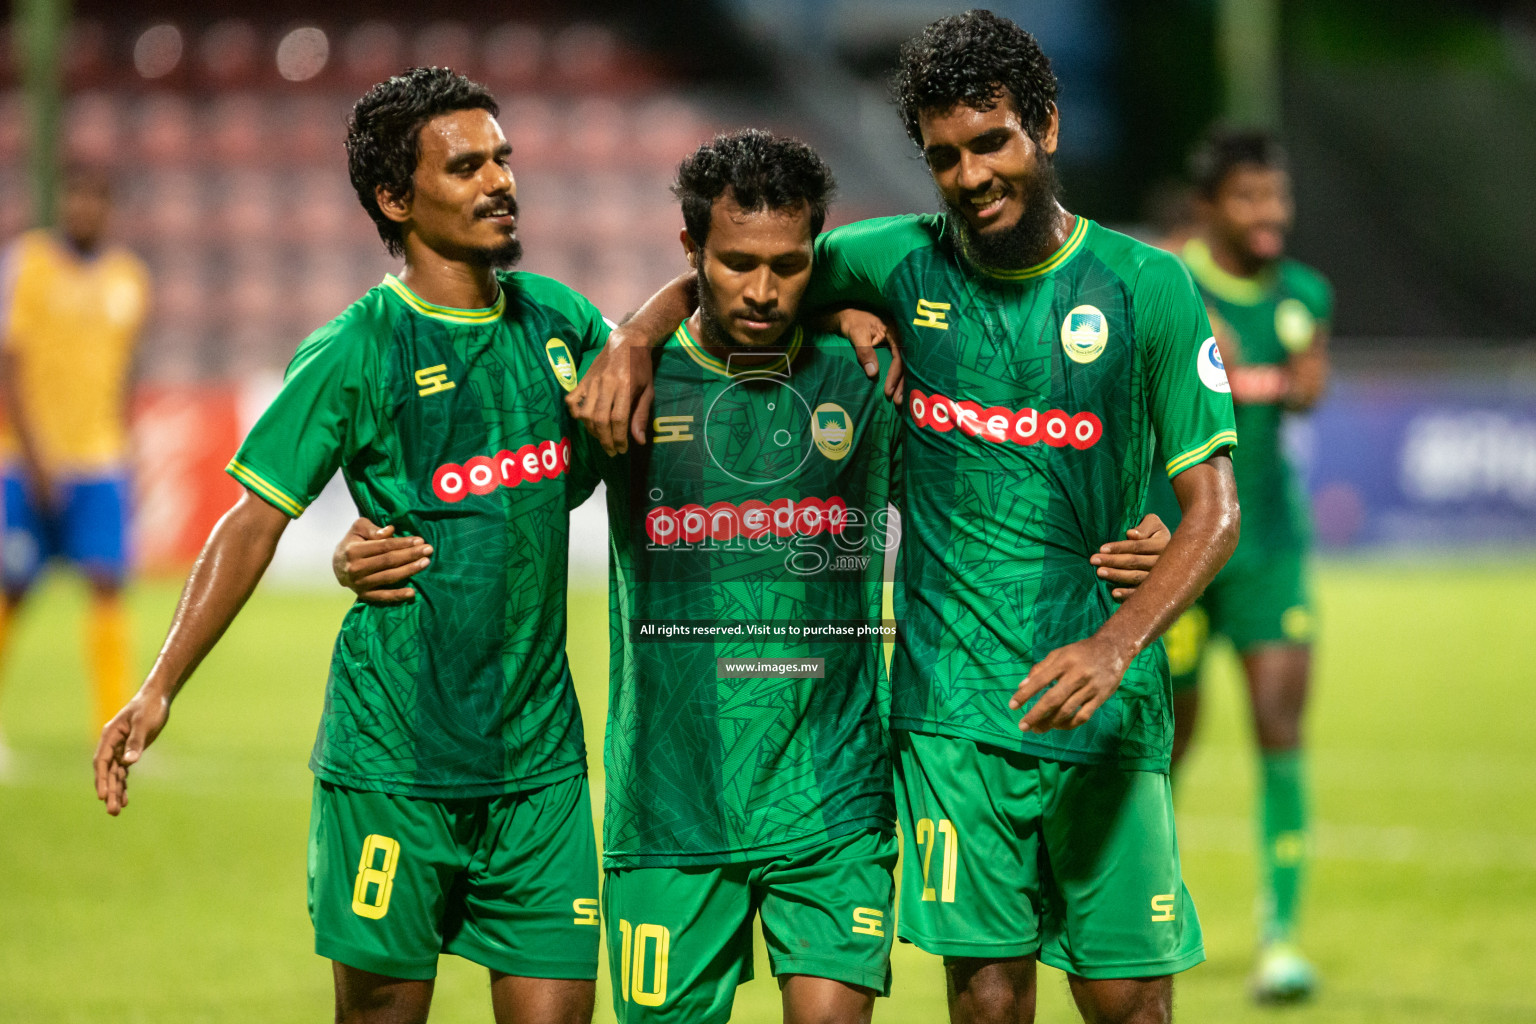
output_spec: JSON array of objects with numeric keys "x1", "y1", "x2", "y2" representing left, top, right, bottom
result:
[{"x1": 352, "y1": 834, "x2": 402, "y2": 920}]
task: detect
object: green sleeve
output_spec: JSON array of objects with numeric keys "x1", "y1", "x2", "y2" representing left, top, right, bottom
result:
[
  {"x1": 1135, "y1": 251, "x2": 1238, "y2": 479},
  {"x1": 562, "y1": 282, "x2": 616, "y2": 359},
  {"x1": 526, "y1": 276, "x2": 616, "y2": 509},
  {"x1": 227, "y1": 321, "x2": 373, "y2": 517},
  {"x1": 564, "y1": 346, "x2": 620, "y2": 509},
  {"x1": 804, "y1": 215, "x2": 932, "y2": 315},
  {"x1": 1285, "y1": 261, "x2": 1335, "y2": 325}
]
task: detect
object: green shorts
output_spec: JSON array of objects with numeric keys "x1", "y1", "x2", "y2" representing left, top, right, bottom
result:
[
  {"x1": 601, "y1": 829, "x2": 897, "y2": 1024},
  {"x1": 308, "y1": 773, "x2": 600, "y2": 981},
  {"x1": 1168, "y1": 547, "x2": 1314, "y2": 692},
  {"x1": 894, "y1": 730, "x2": 1203, "y2": 979}
]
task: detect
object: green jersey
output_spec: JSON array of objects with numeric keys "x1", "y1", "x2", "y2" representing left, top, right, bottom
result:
[
  {"x1": 228, "y1": 272, "x2": 610, "y2": 798},
  {"x1": 591, "y1": 324, "x2": 899, "y2": 867},
  {"x1": 1147, "y1": 240, "x2": 1332, "y2": 559},
  {"x1": 807, "y1": 214, "x2": 1237, "y2": 770}
]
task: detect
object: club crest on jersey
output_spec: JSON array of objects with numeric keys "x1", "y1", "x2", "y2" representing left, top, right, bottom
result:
[
  {"x1": 812, "y1": 403, "x2": 853, "y2": 461},
  {"x1": 1275, "y1": 298, "x2": 1317, "y2": 353},
  {"x1": 1197, "y1": 337, "x2": 1231, "y2": 393},
  {"x1": 545, "y1": 338, "x2": 577, "y2": 392},
  {"x1": 1060, "y1": 305, "x2": 1108, "y2": 364}
]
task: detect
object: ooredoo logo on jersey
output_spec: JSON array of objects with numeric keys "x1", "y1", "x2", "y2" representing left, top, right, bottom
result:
[
  {"x1": 645, "y1": 496, "x2": 849, "y2": 546},
  {"x1": 908, "y1": 390, "x2": 1104, "y2": 450},
  {"x1": 431, "y1": 438, "x2": 571, "y2": 503}
]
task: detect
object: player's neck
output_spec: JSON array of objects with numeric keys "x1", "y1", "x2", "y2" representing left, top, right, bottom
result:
[
  {"x1": 1202, "y1": 232, "x2": 1271, "y2": 281},
  {"x1": 955, "y1": 202, "x2": 1075, "y2": 272},
  {"x1": 686, "y1": 310, "x2": 796, "y2": 368},
  {"x1": 398, "y1": 257, "x2": 502, "y2": 310}
]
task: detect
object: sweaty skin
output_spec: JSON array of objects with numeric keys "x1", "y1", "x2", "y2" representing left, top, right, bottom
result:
[{"x1": 93, "y1": 105, "x2": 600, "y2": 1024}]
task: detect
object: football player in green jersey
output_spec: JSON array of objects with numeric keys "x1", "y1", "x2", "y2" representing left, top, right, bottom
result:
[
  {"x1": 90, "y1": 68, "x2": 679, "y2": 1024},
  {"x1": 341, "y1": 129, "x2": 1175, "y2": 1024},
  {"x1": 569, "y1": 14, "x2": 1242, "y2": 1024},
  {"x1": 1147, "y1": 130, "x2": 1332, "y2": 1002}
]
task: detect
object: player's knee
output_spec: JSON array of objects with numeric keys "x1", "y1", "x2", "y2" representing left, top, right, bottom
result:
[
  {"x1": 332, "y1": 964, "x2": 431, "y2": 1024},
  {"x1": 1069, "y1": 975, "x2": 1171, "y2": 1024},
  {"x1": 947, "y1": 958, "x2": 1036, "y2": 1024},
  {"x1": 780, "y1": 975, "x2": 876, "y2": 1024}
]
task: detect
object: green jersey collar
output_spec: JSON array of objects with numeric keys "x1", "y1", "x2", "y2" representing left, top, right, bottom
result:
[
  {"x1": 1181, "y1": 238, "x2": 1273, "y2": 306},
  {"x1": 383, "y1": 274, "x2": 506, "y2": 324},
  {"x1": 675, "y1": 320, "x2": 803, "y2": 377},
  {"x1": 952, "y1": 213, "x2": 1089, "y2": 282}
]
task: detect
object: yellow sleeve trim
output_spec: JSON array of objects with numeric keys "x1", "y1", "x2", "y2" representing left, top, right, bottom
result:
[
  {"x1": 1166, "y1": 429, "x2": 1238, "y2": 477},
  {"x1": 226, "y1": 459, "x2": 306, "y2": 517}
]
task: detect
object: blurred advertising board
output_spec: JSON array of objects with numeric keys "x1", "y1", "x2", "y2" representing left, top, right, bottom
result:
[
  {"x1": 1301, "y1": 369, "x2": 1536, "y2": 548},
  {"x1": 131, "y1": 377, "x2": 358, "y2": 579},
  {"x1": 130, "y1": 385, "x2": 242, "y2": 571},
  {"x1": 129, "y1": 363, "x2": 1536, "y2": 576}
]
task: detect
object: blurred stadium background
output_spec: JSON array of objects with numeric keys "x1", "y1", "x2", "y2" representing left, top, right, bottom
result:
[{"x1": 1, "y1": 0, "x2": 1534, "y2": 1021}]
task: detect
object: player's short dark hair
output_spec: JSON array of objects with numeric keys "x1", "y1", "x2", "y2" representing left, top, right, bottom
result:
[
  {"x1": 346, "y1": 67, "x2": 500, "y2": 257},
  {"x1": 1189, "y1": 128, "x2": 1288, "y2": 199},
  {"x1": 892, "y1": 10, "x2": 1058, "y2": 149},
  {"x1": 672, "y1": 129, "x2": 836, "y2": 247}
]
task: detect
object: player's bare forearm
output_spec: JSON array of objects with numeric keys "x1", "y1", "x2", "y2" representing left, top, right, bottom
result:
[
  {"x1": 93, "y1": 489, "x2": 289, "y2": 814},
  {"x1": 566, "y1": 271, "x2": 697, "y2": 455},
  {"x1": 1011, "y1": 456, "x2": 1238, "y2": 732},
  {"x1": 142, "y1": 490, "x2": 290, "y2": 698}
]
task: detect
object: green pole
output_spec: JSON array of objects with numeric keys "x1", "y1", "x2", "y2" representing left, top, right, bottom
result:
[
  {"x1": 15, "y1": 0, "x2": 69, "y2": 228},
  {"x1": 1217, "y1": 0, "x2": 1281, "y2": 129}
]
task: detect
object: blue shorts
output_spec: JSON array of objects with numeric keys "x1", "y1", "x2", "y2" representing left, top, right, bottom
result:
[{"x1": 2, "y1": 470, "x2": 129, "y2": 590}]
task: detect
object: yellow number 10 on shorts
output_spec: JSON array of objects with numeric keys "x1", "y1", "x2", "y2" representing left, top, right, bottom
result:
[{"x1": 617, "y1": 919, "x2": 671, "y2": 1007}]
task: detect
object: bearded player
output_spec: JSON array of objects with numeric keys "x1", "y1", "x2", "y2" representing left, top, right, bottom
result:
[
  {"x1": 570, "y1": 12, "x2": 1241, "y2": 1024},
  {"x1": 90, "y1": 68, "x2": 678, "y2": 1023},
  {"x1": 1148, "y1": 129, "x2": 1331, "y2": 1002},
  {"x1": 338, "y1": 128, "x2": 1175, "y2": 1024}
]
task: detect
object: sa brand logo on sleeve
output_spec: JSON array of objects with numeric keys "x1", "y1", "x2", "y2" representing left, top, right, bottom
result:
[
  {"x1": 1060, "y1": 305, "x2": 1107, "y2": 364},
  {"x1": 1197, "y1": 337, "x2": 1231, "y2": 393},
  {"x1": 546, "y1": 338, "x2": 578, "y2": 392},
  {"x1": 912, "y1": 299, "x2": 951, "y2": 330}
]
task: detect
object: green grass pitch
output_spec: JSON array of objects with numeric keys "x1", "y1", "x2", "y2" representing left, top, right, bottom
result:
[{"x1": 1, "y1": 562, "x2": 1533, "y2": 1022}]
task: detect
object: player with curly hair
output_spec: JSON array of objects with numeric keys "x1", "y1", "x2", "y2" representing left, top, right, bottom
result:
[
  {"x1": 570, "y1": 13, "x2": 1240, "y2": 1024},
  {"x1": 91, "y1": 67, "x2": 678, "y2": 1024}
]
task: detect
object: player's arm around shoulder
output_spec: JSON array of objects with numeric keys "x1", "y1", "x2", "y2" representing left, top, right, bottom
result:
[
  {"x1": 566, "y1": 271, "x2": 698, "y2": 456},
  {"x1": 94, "y1": 489, "x2": 292, "y2": 815}
]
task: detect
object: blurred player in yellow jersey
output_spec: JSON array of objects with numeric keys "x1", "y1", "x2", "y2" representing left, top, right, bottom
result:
[{"x1": 0, "y1": 166, "x2": 150, "y2": 747}]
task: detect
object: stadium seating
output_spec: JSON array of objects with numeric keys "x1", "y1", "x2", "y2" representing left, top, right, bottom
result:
[{"x1": 1, "y1": 18, "x2": 719, "y2": 377}]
